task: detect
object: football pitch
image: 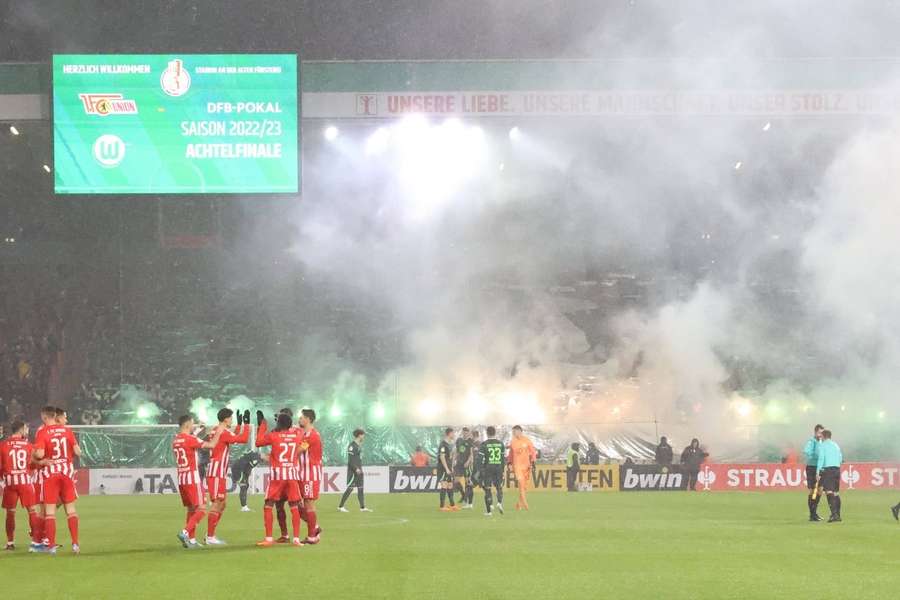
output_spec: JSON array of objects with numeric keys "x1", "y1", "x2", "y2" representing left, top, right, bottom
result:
[{"x1": 4, "y1": 491, "x2": 899, "y2": 599}]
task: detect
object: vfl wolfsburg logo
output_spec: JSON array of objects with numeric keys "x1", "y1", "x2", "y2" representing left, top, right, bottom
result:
[{"x1": 92, "y1": 134, "x2": 126, "y2": 168}]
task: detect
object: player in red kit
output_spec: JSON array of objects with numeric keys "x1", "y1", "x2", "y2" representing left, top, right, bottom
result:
[
  {"x1": 1, "y1": 421, "x2": 41, "y2": 551},
  {"x1": 254, "y1": 411, "x2": 304, "y2": 546},
  {"x1": 28, "y1": 405, "x2": 58, "y2": 550},
  {"x1": 173, "y1": 415, "x2": 223, "y2": 549},
  {"x1": 298, "y1": 408, "x2": 323, "y2": 545},
  {"x1": 33, "y1": 409, "x2": 82, "y2": 555},
  {"x1": 204, "y1": 407, "x2": 250, "y2": 546},
  {"x1": 270, "y1": 407, "x2": 295, "y2": 543}
]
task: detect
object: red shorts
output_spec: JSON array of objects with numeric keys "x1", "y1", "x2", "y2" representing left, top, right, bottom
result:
[
  {"x1": 267, "y1": 480, "x2": 301, "y2": 502},
  {"x1": 300, "y1": 480, "x2": 320, "y2": 501},
  {"x1": 2, "y1": 484, "x2": 37, "y2": 510},
  {"x1": 42, "y1": 474, "x2": 77, "y2": 505},
  {"x1": 178, "y1": 483, "x2": 203, "y2": 508},
  {"x1": 206, "y1": 477, "x2": 227, "y2": 501}
]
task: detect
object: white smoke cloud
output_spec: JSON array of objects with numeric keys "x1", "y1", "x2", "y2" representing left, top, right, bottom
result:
[{"x1": 214, "y1": 4, "x2": 900, "y2": 460}]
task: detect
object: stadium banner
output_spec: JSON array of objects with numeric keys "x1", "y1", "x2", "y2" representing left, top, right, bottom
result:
[
  {"x1": 302, "y1": 89, "x2": 900, "y2": 119},
  {"x1": 389, "y1": 466, "x2": 440, "y2": 493},
  {"x1": 52, "y1": 54, "x2": 299, "y2": 194},
  {"x1": 620, "y1": 465, "x2": 688, "y2": 491},
  {"x1": 502, "y1": 465, "x2": 619, "y2": 492},
  {"x1": 389, "y1": 465, "x2": 618, "y2": 493},
  {"x1": 88, "y1": 466, "x2": 389, "y2": 495},
  {"x1": 90, "y1": 468, "x2": 193, "y2": 495},
  {"x1": 696, "y1": 463, "x2": 900, "y2": 491}
]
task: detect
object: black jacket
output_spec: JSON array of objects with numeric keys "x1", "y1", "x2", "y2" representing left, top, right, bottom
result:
[
  {"x1": 680, "y1": 446, "x2": 707, "y2": 469},
  {"x1": 655, "y1": 443, "x2": 674, "y2": 465}
]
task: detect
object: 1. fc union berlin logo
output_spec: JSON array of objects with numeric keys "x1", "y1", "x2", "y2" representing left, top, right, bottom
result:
[{"x1": 160, "y1": 59, "x2": 191, "y2": 97}]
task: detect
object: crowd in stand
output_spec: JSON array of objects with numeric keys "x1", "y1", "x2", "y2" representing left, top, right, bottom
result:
[{"x1": 0, "y1": 270, "x2": 64, "y2": 424}]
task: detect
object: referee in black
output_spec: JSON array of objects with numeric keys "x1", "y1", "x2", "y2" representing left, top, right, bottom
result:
[{"x1": 338, "y1": 429, "x2": 373, "y2": 512}]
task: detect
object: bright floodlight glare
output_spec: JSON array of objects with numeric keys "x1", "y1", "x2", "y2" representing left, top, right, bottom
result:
[
  {"x1": 364, "y1": 127, "x2": 391, "y2": 156},
  {"x1": 9, "y1": 125, "x2": 19, "y2": 136},
  {"x1": 394, "y1": 116, "x2": 489, "y2": 221},
  {"x1": 500, "y1": 391, "x2": 544, "y2": 424},
  {"x1": 509, "y1": 126, "x2": 522, "y2": 141},
  {"x1": 464, "y1": 391, "x2": 488, "y2": 422},
  {"x1": 442, "y1": 117, "x2": 463, "y2": 130},
  {"x1": 323, "y1": 125, "x2": 339, "y2": 141},
  {"x1": 418, "y1": 398, "x2": 441, "y2": 419}
]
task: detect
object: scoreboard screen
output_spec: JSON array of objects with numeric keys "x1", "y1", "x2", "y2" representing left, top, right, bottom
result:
[{"x1": 53, "y1": 54, "x2": 298, "y2": 194}]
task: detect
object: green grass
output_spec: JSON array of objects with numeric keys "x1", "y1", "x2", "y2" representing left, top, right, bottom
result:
[{"x1": 3, "y1": 491, "x2": 900, "y2": 599}]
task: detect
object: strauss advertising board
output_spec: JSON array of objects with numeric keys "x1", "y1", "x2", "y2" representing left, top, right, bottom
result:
[{"x1": 696, "y1": 463, "x2": 900, "y2": 492}]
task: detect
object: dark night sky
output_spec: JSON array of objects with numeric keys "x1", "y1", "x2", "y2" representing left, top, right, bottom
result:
[{"x1": 3, "y1": 0, "x2": 900, "y2": 62}]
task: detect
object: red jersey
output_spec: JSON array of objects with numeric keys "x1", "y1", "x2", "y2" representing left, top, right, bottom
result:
[
  {"x1": 172, "y1": 432, "x2": 205, "y2": 485},
  {"x1": 30, "y1": 424, "x2": 47, "y2": 483},
  {"x1": 298, "y1": 427, "x2": 322, "y2": 482},
  {"x1": 0, "y1": 436, "x2": 33, "y2": 486},
  {"x1": 255, "y1": 421, "x2": 301, "y2": 481},
  {"x1": 34, "y1": 424, "x2": 77, "y2": 479},
  {"x1": 205, "y1": 424, "x2": 249, "y2": 479}
]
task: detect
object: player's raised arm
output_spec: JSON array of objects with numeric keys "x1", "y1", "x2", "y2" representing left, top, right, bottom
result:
[
  {"x1": 255, "y1": 411, "x2": 272, "y2": 447},
  {"x1": 234, "y1": 409, "x2": 252, "y2": 443}
]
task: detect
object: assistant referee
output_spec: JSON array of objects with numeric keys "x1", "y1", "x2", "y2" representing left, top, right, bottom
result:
[
  {"x1": 817, "y1": 429, "x2": 843, "y2": 523},
  {"x1": 803, "y1": 424, "x2": 824, "y2": 521}
]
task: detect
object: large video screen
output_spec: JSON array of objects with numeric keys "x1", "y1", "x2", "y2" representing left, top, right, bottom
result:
[{"x1": 53, "y1": 54, "x2": 298, "y2": 194}]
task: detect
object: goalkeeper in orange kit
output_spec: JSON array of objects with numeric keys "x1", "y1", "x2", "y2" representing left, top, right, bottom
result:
[{"x1": 507, "y1": 425, "x2": 537, "y2": 510}]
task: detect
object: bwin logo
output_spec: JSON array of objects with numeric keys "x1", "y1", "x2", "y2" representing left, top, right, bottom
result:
[
  {"x1": 93, "y1": 134, "x2": 126, "y2": 167},
  {"x1": 392, "y1": 470, "x2": 437, "y2": 491},
  {"x1": 622, "y1": 468, "x2": 684, "y2": 490}
]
